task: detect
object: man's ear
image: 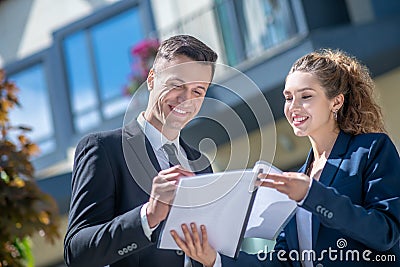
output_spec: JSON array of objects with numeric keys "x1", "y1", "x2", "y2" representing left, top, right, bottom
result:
[
  {"x1": 147, "y1": 68, "x2": 155, "y2": 91},
  {"x1": 332, "y1": 93, "x2": 344, "y2": 111}
]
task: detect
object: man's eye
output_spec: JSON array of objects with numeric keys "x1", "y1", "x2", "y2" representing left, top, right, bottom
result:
[
  {"x1": 167, "y1": 83, "x2": 183, "y2": 90},
  {"x1": 302, "y1": 95, "x2": 312, "y2": 99},
  {"x1": 285, "y1": 96, "x2": 293, "y2": 101},
  {"x1": 172, "y1": 84, "x2": 183, "y2": 89},
  {"x1": 194, "y1": 90, "x2": 203, "y2": 96}
]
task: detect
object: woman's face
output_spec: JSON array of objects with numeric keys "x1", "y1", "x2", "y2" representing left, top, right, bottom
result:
[{"x1": 283, "y1": 71, "x2": 337, "y2": 138}]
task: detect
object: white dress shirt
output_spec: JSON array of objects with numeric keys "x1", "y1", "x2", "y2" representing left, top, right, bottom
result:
[
  {"x1": 296, "y1": 178, "x2": 315, "y2": 267},
  {"x1": 296, "y1": 208, "x2": 313, "y2": 267}
]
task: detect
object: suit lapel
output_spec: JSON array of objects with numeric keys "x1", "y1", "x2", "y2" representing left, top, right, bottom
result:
[
  {"x1": 123, "y1": 120, "x2": 160, "y2": 194},
  {"x1": 319, "y1": 131, "x2": 352, "y2": 186},
  {"x1": 306, "y1": 131, "x2": 352, "y2": 247}
]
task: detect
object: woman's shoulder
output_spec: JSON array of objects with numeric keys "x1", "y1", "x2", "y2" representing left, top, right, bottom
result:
[
  {"x1": 352, "y1": 132, "x2": 389, "y2": 141},
  {"x1": 350, "y1": 132, "x2": 398, "y2": 155}
]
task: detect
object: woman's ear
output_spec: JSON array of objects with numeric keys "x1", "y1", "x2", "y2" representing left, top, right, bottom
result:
[
  {"x1": 147, "y1": 68, "x2": 155, "y2": 91},
  {"x1": 332, "y1": 93, "x2": 344, "y2": 111}
]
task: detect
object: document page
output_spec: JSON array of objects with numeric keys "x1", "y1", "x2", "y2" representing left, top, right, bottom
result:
[
  {"x1": 245, "y1": 161, "x2": 297, "y2": 240},
  {"x1": 158, "y1": 170, "x2": 257, "y2": 258}
]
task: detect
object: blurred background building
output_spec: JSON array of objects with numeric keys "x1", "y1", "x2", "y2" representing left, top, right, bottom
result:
[{"x1": 1, "y1": 0, "x2": 399, "y2": 265}]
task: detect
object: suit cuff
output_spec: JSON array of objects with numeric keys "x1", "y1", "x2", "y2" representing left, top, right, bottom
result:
[
  {"x1": 297, "y1": 178, "x2": 313, "y2": 206},
  {"x1": 211, "y1": 253, "x2": 221, "y2": 267},
  {"x1": 140, "y1": 202, "x2": 159, "y2": 241}
]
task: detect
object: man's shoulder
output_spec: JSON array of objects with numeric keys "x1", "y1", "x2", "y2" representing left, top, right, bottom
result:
[{"x1": 76, "y1": 128, "x2": 123, "y2": 149}]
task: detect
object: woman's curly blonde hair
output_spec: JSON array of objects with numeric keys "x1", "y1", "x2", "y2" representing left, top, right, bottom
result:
[{"x1": 288, "y1": 48, "x2": 386, "y2": 135}]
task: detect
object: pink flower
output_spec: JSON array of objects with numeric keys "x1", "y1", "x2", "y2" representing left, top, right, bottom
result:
[
  {"x1": 131, "y1": 39, "x2": 160, "y2": 58},
  {"x1": 123, "y1": 38, "x2": 160, "y2": 96}
]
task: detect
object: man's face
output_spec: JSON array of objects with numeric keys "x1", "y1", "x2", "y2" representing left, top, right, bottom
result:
[{"x1": 145, "y1": 55, "x2": 213, "y2": 134}]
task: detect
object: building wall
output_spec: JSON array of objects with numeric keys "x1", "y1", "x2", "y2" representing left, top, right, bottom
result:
[
  {"x1": 150, "y1": 0, "x2": 226, "y2": 64},
  {"x1": 0, "y1": 0, "x2": 119, "y2": 67},
  {"x1": 214, "y1": 117, "x2": 310, "y2": 172},
  {"x1": 375, "y1": 66, "x2": 400, "y2": 148}
]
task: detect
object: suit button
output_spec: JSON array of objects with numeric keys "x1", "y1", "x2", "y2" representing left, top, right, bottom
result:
[
  {"x1": 131, "y1": 243, "x2": 138, "y2": 250},
  {"x1": 176, "y1": 250, "x2": 184, "y2": 256},
  {"x1": 118, "y1": 250, "x2": 124, "y2": 256},
  {"x1": 123, "y1": 247, "x2": 128, "y2": 253},
  {"x1": 320, "y1": 207, "x2": 326, "y2": 215},
  {"x1": 316, "y1": 263, "x2": 324, "y2": 267},
  {"x1": 327, "y1": 212, "x2": 333, "y2": 219},
  {"x1": 316, "y1": 205, "x2": 322, "y2": 212}
]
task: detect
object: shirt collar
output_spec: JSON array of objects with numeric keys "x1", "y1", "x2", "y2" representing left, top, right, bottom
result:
[{"x1": 137, "y1": 112, "x2": 180, "y2": 151}]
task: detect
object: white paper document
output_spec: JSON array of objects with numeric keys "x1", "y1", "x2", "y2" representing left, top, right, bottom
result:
[
  {"x1": 245, "y1": 162, "x2": 297, "y2": 240},
  {"x1": 158, "y1": 161, "x2": 297, "y2": 258}
]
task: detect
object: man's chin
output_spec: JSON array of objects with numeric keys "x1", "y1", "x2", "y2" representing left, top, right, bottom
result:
[
  {"x1": 165, "y1": 121, "x2": 186, "y2": 130},
  {"x1": 162, "y1": 118, "x2": 188, "y2": 131}
]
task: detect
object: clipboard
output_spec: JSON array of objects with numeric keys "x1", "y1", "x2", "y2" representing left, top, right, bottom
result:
[{"x1": 157, "y1": 161, "x2": 297, "y2": 258}]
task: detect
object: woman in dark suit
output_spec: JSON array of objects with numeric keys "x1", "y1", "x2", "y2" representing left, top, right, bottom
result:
[{"x1": 171, "y1": 49, "x2": 400, "y2": 267}]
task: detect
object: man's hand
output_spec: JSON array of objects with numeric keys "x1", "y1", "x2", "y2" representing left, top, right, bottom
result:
[{"x1": 147, "y1": 166, "x2": 194, "y2": 227}]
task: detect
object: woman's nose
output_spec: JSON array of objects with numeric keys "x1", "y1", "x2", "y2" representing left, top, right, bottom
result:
[{"x1": 288, "y1": 98, "x2": 301, "y2": 111}]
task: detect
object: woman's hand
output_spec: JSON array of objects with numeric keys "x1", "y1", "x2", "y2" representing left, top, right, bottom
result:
[
  {"x1": 171, "y1": 223, "x2": 217, "y2": 267},
  {"x1": 259, "y1": 172, "x2": 311, "y2": 202}
]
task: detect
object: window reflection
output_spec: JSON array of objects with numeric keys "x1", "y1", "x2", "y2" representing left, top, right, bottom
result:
[
  {"x1": 9, "y1": 64, "x2": 55, "y2": 155},
  {"x1": 242, "y1": 0, "x2": 297, "y2": 57},
  {"x1": 92, "y1": 8, "x2": 143, "y2": 103},
  {"x1": 63, "y1": 7, "x2": 144, "y2": 132},
  {"x1": 64, "y1": 31, "x2": 98, "y2": 114},
  {"x1": 217, "y1": 0, "x2": 298, "y2": 63}
]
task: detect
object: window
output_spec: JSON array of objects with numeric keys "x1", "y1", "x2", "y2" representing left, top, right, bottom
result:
[
  {"x1": 216, "y1": 0, "x2": 299, "y2": 64},
  {"x1": 9, "y1": 64, "x2": 56, "y2": 156},
  {"x1": 63, "y1": 7, "x2": 145, "y2": 133},
  {"x1": 241, "y1": 0, "x2": 298, "y2": 57}
]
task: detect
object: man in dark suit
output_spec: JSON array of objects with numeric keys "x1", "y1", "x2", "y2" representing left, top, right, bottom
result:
[{"x1": 64, "y1": 35, "x2": 218, "y2": 267}]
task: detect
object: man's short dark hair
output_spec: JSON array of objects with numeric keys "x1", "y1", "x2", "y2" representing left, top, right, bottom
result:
[{"x1": 153, "y1": 35, "x2": 218, "y2": 77}]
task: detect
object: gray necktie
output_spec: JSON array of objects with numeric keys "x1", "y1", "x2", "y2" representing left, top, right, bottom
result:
[{"x1": 162, "y1": 143, "x2": 181, "y2": 167}]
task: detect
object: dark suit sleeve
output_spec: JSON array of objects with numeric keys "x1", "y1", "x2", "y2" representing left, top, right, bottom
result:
[
  {"x1": 301, "y1": 134, "x2": 400, "y2": 251},
  {"x1": 64, "y1": 134, "x2": 153, "y2": 266}
]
